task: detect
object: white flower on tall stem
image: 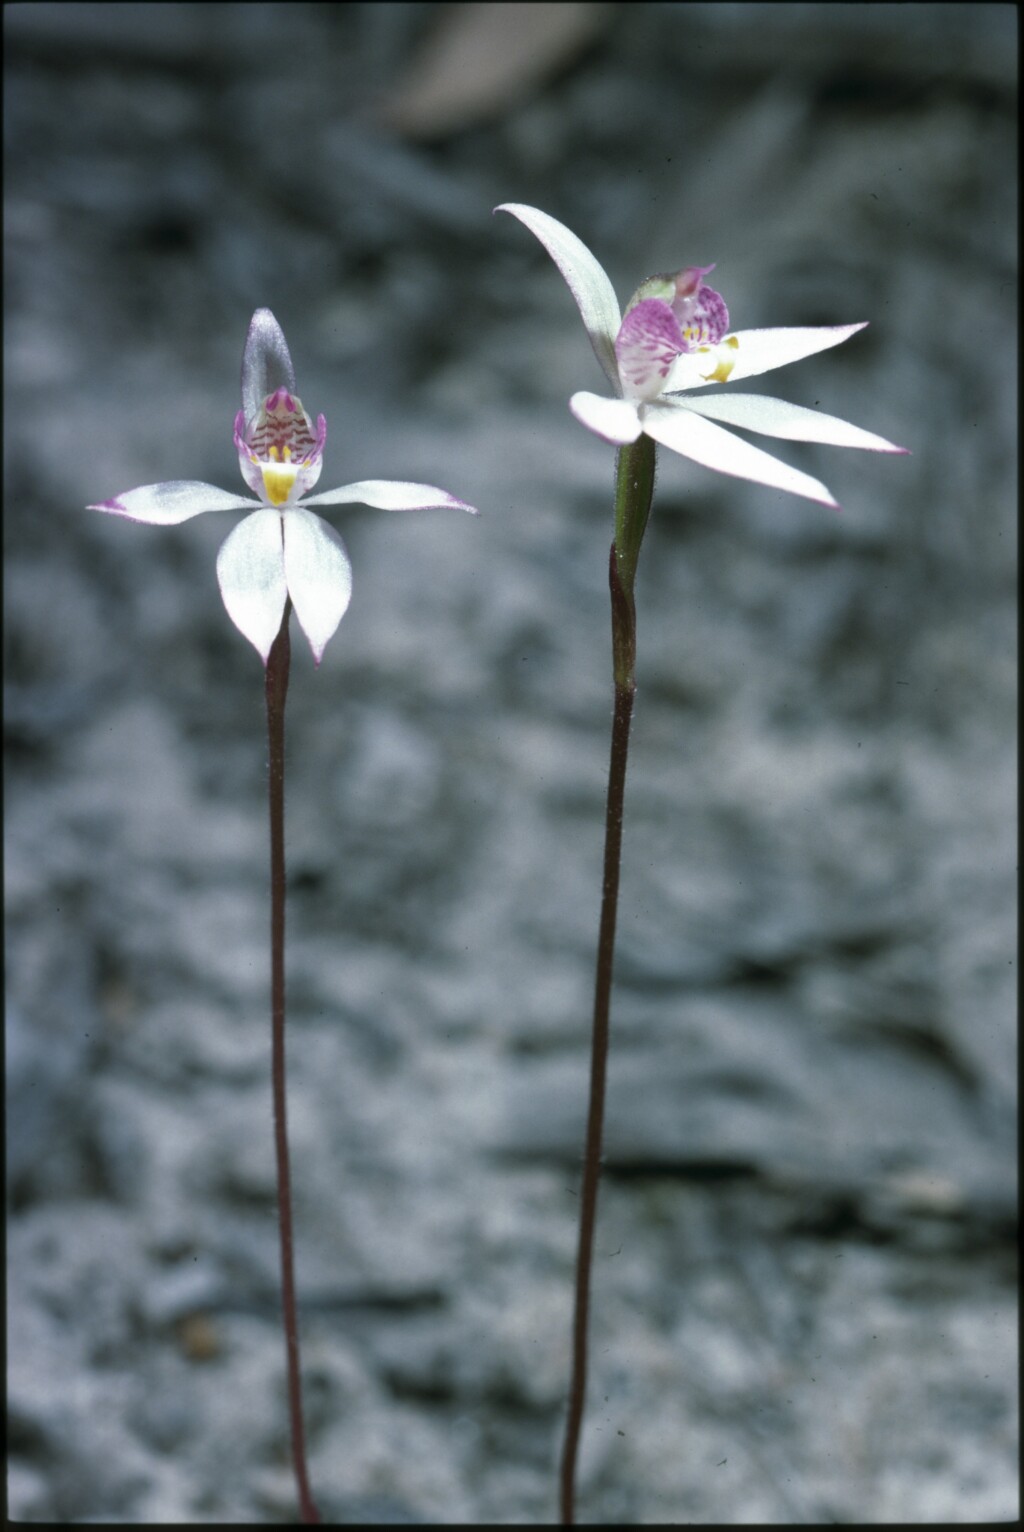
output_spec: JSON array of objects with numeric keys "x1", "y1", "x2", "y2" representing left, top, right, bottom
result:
[
  {"x1": 497, "y1": 203, "x2": 909, "y2": 1527},
  {"x1": 496, "y1": 204, "x2": 908, "y2": 506},
  {"x1": 90, "y1": 308, "x2": 477, "y2": 662}
]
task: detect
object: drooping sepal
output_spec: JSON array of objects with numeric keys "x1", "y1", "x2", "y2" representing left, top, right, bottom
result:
[
  {"x1": 678, "y1": 392, "x2": 909, "y2": 453},
  {"x1": 215, "y1": 508, "x2": 289, "y2": 661},
  {"x1": 570, "y1": 392, "x2": 643, "y2": 445},
  {"x1": 642, "y1": 399, "x2": 840, "y2": 507},
  {"x1": 282, "y1": 508, "x2": 354, "y2": 664}
]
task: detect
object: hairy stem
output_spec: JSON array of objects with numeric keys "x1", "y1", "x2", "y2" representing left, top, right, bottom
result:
[
  {"x1": 560, "y1": 434, "x2": 656, "y2": 1525},
  {"x1": 266, "y1": 598, "x2": 320, "y2": 1526}
]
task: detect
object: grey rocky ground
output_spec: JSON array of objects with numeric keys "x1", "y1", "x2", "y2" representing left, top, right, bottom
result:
[{"x1": 5, "y1": 2, "x2": 1017, "y2": 1523}]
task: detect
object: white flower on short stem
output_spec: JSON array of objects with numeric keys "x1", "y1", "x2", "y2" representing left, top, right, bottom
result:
[
  {"x1": 496, "y1": 204, "x2": 908, "y2": 507},
  {"x1": 89, "y1": 309, "x2": 477, "y2": 663}
]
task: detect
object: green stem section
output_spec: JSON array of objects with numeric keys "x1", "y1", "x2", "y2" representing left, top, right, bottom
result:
[
  {"x1": 560, "y1": 434, "x2": 657, "y2": 1525},
  {"x1": 610, "y1": 428, "x2": 656, "y2": 685},
  {"x1": 266, "y1": 599, "x2": 320, "y2": 1527}
]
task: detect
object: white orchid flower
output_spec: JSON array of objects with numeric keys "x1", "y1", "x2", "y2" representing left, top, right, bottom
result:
[
  {"x1": 89, "y1": 308, "x2": 478, "y2": 663},
  {"x1": 496, "y1": 204, "x2": 907, "y2": 506}
]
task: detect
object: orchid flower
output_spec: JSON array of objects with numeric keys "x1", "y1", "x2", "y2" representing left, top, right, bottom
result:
[
  {"x1": 89, "y1": 308, "x2": 478, "y2": 663},
  {"x1": 496, "y1": 204, "x2": 907, "y2": 507},
  {"x1": 497, "y1": 203, "x2": 909, "y2": 1526}
]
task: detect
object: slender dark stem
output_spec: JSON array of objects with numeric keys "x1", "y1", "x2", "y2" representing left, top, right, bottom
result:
[
  {"x1": 266, "y1": 598, "x2": 320, "y2": 1526},
  {"x1": 559, "y1": 624, "x2": 634, "y2": 1525},
  {"x1": 560, "y1": 435, "x2": 657, "y2": 1525}
]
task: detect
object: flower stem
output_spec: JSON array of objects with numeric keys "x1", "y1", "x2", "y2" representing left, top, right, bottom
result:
[
  {"x1": 265, "y1": 598, "x2": 320, "y2": 1526},
  {"x1": 559, "y1": 434, "x2": 657, "y2": 1525}
]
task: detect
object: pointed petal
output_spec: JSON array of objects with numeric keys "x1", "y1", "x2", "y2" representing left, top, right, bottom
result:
[
  {"x1": 215, "y1": 508, "x2": 288, "y2": 662},
  {"x1": 570, "y1": 391, "x2": 643, "y2": 445},
  {"x1": 283, "y1": 508, "x2": 354, "y2": 665},
  {"x1": 679, "y1": 393, "x2": 909, "y2": 453},
  {"x1": 642, "y1": 401, "x2": 839, "y2": 508},
  {"x1": 301, "y1": 480, "x2": 478, "y2": 514},
  {"x1": 495, "y1": 203, "x2": 622, "y2": 391},
  {"x1": 241, "y1": 308, "x2": 297, "y2": 428},
  {"x1": 87, "y1": 481, "x2": 256, "y2": 525},
  {"x1": 664, "y1": 323, "x2": 869, "y2": 392}
]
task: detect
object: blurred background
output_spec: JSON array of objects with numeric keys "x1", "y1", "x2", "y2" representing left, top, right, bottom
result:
[{"x1": 4, "y1": 2, "x2": 1017, "y2": 1522}]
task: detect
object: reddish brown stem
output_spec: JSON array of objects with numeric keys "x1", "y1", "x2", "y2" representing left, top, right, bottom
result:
[
  {"x1": 560, "y1": 434, "x2": 656, "y2": 1524},
  {"x1": 559, "y1": 550, "x2": 637, "y2": 1525},
  {"x1": 266, "y1": 599, "x2": 320, "y2": 1525}
]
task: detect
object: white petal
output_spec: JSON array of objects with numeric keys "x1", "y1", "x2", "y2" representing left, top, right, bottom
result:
[
  {"x1": 642, "y1": 401, "x2": 839, "y2": 508},
  {"x1": 664, "y1": 324, "x2": 869, "y2": 392},
  {"x1": 283, "y1": 508, "x2": 353, "y2": 665},
  {"x1": 215, "y1": 509, "x2": 288, "y2": 661},
  {"x1": 88, "y1": 481, "x2": 256, "y2": 525},
  {"x1": 570, "y1": 391, "x2": 643, "y2": 445},
  {"x1": 495, "y1": 203, "x2": 622, "y2": 391},
  {"x1": 241, "y1": 309, "x2": 296, "y2": 428},
  {"x1": 679, "y1": 393, "x2": 909, "y2": 453},
  {"x1": 301, "y1": 480, "x2": 478, "y2": 514}
]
